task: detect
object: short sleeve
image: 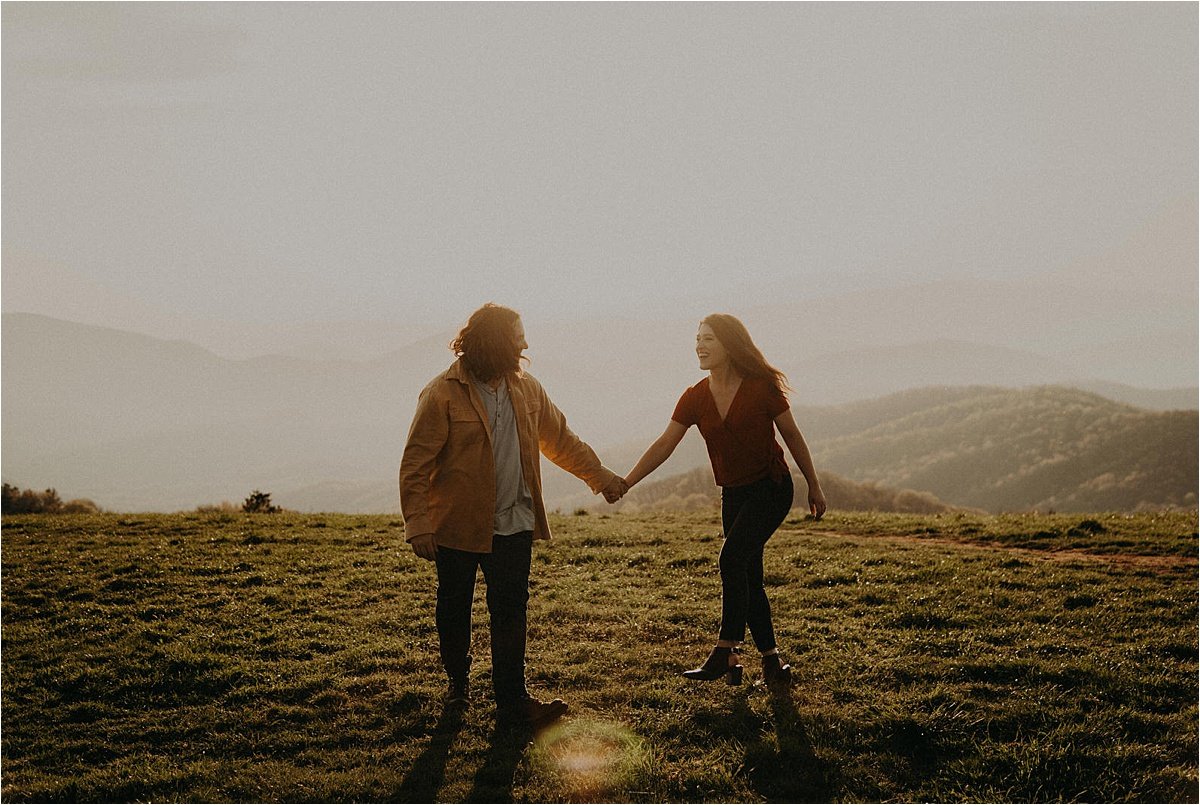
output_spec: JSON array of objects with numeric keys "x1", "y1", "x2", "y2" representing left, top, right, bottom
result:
[
  {"x1": 764, "y1": 382, "x2": 789, "y2": 418},
  {"x1": 671, "y1": 386, "x2": 698, "y2": 427}
]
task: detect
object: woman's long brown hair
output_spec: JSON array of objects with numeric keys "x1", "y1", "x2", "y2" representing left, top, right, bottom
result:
[
  {"x1": 701, "y1": 313, "x2": 790, "y2": 396},
  {"x1": 451, "y1": 303, "x2": 524, "y2": 383}
]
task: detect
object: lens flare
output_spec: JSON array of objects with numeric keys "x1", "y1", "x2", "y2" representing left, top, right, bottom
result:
[{"x1": 532, "y1": 719, "x2": 648, "y2": 800}]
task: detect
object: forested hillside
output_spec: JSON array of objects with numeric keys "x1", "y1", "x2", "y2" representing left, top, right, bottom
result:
[
  {"x1": 570, "y1": 386, "x2": 1197, "y2": 515},
  {"x1": 608, "y1": 466, "x2": 960, "y2": 514},
  {"x1": 814, "y1": 386, "x2": 1197, "y2": 512}
]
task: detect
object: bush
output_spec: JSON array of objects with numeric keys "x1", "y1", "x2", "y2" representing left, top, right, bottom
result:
[
  {"x1": 60, "y1": 499, "x2": 101, "y2": 514},
  {"x1": 242, "y1": 491, "x2": 280, "y2": 514},
  {"x1": 3, "y1": 484, "x2": 60, "y2": 514},
  {"x1": 196, "y1": 501, "x2": 239, "y2": 513},
  {"x1": 2, "y1": 484, "x2": 101, "y2": 515}
]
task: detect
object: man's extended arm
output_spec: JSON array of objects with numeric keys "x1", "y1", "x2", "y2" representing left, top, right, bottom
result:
[{"x1": 534, "y1": 383, "x2": 619, "y2": 495}]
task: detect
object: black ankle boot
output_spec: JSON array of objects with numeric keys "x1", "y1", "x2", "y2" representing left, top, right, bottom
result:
[
  {"x1": 443, "y1": 654, "x2": 471, "y2": 706},
  {"x1": 761, "y1": 652, "x2": 792, "y2": 688},
  {"x1": 683, "y1": 646, "x2": 743, "y2": 685},
  {"x1": 444, "y1": 676, "x2": 470, "y2": 706}
]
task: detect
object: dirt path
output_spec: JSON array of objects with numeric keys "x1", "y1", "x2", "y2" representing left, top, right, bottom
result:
[{"x1": 806, "y1": 529, "x2": 1199, "y2": 574}]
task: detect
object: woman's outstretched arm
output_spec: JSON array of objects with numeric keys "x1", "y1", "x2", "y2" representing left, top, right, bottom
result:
[
  {"x1": 774, "y1": 409, "x2": 827, "y2": 519},
  {"x1": 624, "y1": 420, "x2": 688, "y2": 488}
]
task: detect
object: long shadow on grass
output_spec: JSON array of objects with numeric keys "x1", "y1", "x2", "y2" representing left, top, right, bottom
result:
[
  {"x1": 746, "y1": 687, "x2": 832, "y2": 803},
  {"x1": 464, "y1": 722, "x2": 533, "y2": 803},
  {"x1": 394, "y1": 703, "x2": 467, "y2": 802}
]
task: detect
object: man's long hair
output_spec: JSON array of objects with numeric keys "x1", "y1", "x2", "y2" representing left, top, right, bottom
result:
[
  {"x1": 451, "y1": 303, "x2": 524, "y2": 383},
  {"x1": 701, "y1": 313, "x2": 790, "y2": 396}
]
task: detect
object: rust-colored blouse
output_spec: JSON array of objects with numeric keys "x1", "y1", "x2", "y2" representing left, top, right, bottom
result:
[{"x1": 671, "y1": 375, "x2": 790, "y2": 488}]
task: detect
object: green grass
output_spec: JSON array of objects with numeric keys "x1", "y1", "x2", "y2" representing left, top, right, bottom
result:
[
  {"x1": 2, "y1": 510, "x2": 1197, "y2": 802},
  {"x1": 805, "y1": 510, "x2": 1198, "y2": 556}
]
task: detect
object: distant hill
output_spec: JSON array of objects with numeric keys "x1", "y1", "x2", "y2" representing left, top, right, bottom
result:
[
  {"x1": 544, "y1": 385, "x2": 1197, "y2": 516},
  {"x1": 1065, "y1": 380, "x2": 1197, "y2": 413},
  {"x1": 814, "y1": 386, "x2": 1197, "y2": 512},
  {"x1": 603, "y1": 466, "x2": 961, "y2": 515},
  {"x1": 1, "y1": 313, "x2": 442, "y2": 511},
  {"x1": 3, "y1": 313, "x2": 1195, "y2": 513}
]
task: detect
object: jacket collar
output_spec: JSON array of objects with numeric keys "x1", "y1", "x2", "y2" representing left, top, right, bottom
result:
[{"x1": 446, "y1": 358, "x2": 472, "y2": 385}]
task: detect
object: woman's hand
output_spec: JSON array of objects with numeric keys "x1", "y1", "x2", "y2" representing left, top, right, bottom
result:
[
  {"x1": 602, "y1": 476, "x2": 629, "y2": 503},
  {"x1": 775, "y1": 410, "x2": 826, "y2": 520},
  {"x1": 808, "y1": 485, "x2": 827, "y2": 520}
]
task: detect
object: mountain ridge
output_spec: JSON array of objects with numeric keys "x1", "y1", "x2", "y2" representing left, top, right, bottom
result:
[{"x1": 3, "y1": 313, "x2": 1195, "y2": 513}]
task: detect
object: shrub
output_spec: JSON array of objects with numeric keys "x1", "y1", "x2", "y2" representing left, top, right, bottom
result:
[
  {"x1": 242, "y1": 491, "x2": 280, "y2": 514},
  {"x1": 196, "y1": 501, "x2": 239, "y2": 513},
  {"x1": 1, "y1": 485, "x2": 102, "y2": 515},
  {"x1": 60, "y1": 499, "x2": 101, "y2": 514},
  {"x1": 3, "y1": 484, "x2": 62, "y2": 514}
]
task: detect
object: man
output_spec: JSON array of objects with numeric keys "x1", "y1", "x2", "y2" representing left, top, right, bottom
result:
[{"x1": 399, "y1": 303, "x2": 626, "y2": 729}]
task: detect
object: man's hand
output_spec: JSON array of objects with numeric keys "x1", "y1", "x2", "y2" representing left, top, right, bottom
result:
[
  {"x1": 409, "y1": 533, "x2": 437, "y2": 561},
  {"x1": 602, "y1": 476, "x2": 629, "y2": 504}
]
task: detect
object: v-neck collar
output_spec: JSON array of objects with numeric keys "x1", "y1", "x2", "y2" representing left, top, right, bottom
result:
[{"x1": 707, "y1": 376, "x2": 744, "y2": 424}]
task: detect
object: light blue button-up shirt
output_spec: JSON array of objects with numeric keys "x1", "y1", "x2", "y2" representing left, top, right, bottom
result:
[{"x1": 473, "y1": 377, "x2": 536, "y2": 536}]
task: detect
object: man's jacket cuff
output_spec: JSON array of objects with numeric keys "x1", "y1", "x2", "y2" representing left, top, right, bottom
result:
[{"x1": 403, "y1": 515, "x2": 434, "y2": 541}]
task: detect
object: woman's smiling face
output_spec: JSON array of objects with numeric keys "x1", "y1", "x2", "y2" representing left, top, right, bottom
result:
[{"x1": 695, "y1": 323, "x2": 729, "y2": 371}]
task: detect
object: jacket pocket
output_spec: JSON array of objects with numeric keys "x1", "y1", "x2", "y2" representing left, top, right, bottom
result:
[
  {"x1": 449, "y1": 404, "x2": 486, "y2": 445},
  {"x1": 521, "y1": 399, "x2": 544, "y2": 444}
]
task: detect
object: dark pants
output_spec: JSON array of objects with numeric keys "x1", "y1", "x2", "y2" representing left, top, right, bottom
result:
[
  {"x1": 718, "y1": 474, "x2": 793, "y2": 650},
  {"x1": 434, "y1": 532, "x2": 532, "y2": 706}
]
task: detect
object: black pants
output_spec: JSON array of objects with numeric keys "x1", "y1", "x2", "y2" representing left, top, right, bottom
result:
[
  {"x1": 434, "y1": 532, "x2": 532, "y2": 706},
  {"x1": 718, "y1": 474, "x2": 793, "y2": 649}
]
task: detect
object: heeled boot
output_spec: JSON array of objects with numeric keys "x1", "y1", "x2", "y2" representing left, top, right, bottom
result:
[
  {"x1": 683, "y1": 645, "x2": 743, "y2": 685},
  {"x1": 761, "y1": 652, "x2": 792, "y2": 688}
]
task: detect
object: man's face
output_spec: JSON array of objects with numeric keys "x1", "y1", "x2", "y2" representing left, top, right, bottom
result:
[{"x1": 513, "y1": 319, "x2": 528, "y2": 353}]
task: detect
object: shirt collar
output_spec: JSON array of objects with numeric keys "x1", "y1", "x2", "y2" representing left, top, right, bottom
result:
[{"x1": 448, "y1": 357, "x2": 523, "y2": 385}]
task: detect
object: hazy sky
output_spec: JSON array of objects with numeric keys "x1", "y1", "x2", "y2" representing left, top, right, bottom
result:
[{"x1": 3, "y1": 3, "x2": 1196, "y2": 331}]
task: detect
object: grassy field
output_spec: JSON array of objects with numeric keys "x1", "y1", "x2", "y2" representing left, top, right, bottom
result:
[{"x1": 2, "y1": 510, "x2": 1197, "y2": 803}]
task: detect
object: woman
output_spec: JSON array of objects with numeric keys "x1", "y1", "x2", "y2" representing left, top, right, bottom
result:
[{"x1": 622, "y1": 313, "x2": 826, "y2": 687}]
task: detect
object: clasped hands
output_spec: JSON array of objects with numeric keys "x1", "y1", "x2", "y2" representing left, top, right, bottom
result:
[{"x1": 601, "y1": 475, "x2": 630, "y2": 504}]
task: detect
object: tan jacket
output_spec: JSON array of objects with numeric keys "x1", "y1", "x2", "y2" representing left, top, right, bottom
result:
[{"x1": 399, "y1": 359, "x2": 617, "y2": 553}]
